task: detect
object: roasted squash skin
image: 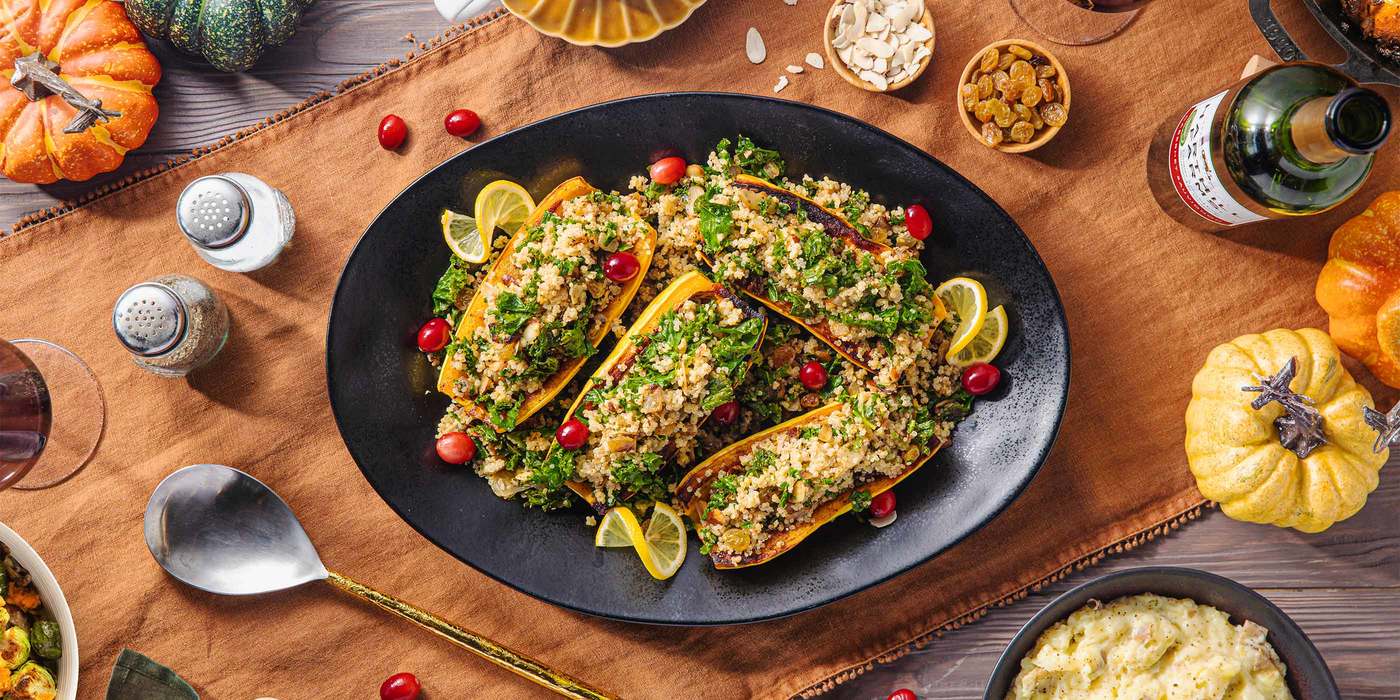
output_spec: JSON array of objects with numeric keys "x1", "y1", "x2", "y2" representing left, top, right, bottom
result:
[
  {"x1": 701, "y1": 174, "x2": 945, "y2": 373},
  {"x1": 558, "y1": 270, "x2": 768, "y2": 508},
  {"x1": 675, "y1": 402, "x2": 944, "y2": 569},
  {"x1": 437, "y1": 177, "x2": 657, "y2": 430}
]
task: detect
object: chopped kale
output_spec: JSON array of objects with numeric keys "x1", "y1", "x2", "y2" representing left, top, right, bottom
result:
[
  {"x1": 431, "y1": 258, "x2": 473, "y2": 319},
  {"x1": 850, "y1": 490, "x2": 872, "y2": 512}
]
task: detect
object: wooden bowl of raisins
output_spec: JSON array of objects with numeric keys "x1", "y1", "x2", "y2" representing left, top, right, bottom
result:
[{"x1": 958, "y1": 39, "x2": 1070, "y2": 153}]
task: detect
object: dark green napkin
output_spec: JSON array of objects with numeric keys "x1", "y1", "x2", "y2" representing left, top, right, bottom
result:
[{"x1": 105, "y1": 649, "x2": 199, "y2": 700}]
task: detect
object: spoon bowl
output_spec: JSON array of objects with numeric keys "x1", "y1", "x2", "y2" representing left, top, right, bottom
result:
[
  {"x1": 144, "y1": 463, "x2": 327, "y2": 595},
  {"x1": 142, "y1": 463, "x2": 611, "y2": 699}
]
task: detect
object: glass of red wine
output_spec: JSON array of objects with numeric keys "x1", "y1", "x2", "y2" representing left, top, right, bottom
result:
[
  {"x1": 1010, "y1": 0, "x2": 1152, "y2": 46},
  {"x1": 0, "y1": 339, "x2": 105, "y2": 491}
]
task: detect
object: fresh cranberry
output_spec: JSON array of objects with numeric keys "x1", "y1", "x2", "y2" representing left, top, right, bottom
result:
[
  {"x1": 444, "y1": 108, "x2": 481, "y2": 137},
  {"x1": 378, "y1": 114, "x2": 407, "y2": 150},
  {"x1": 556, "y1": 418, "x2": 589, "y2": 449},
  {"x1": 435, "y1": 432, "x2": 476, "y2": 464},
  {"x1": 869, "y1": 491, "x2": 896, "y2": 519},
  {"x1": 604, "y1": 251, "x2": 641, "y2": 282},
  {"x1": 960, "y1": 362, "x2": 1001, "y2": 396},
  {"x1": 887, "y1": 690, "x2": 917, "y2": 700},
  {"x1": 379, "y1": 672, "x2": 421, "y2": 700},
  {"x1": 417, "y1": 317, "x2": 451, "y2": 353},
  {"x1": 905, "y1": 204, "x2": 932, "y2": 240},
  {"x1": 711, "y1": 400, "x2": 740, "y2": 425},
  {"x1": 799, "y1": 361, "x2": 828, "y2": 390}
]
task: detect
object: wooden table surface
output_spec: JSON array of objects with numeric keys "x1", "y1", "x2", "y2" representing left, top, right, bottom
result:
[{"x1": 2, "y1": 2, "x2": 1396, "y2": 698}]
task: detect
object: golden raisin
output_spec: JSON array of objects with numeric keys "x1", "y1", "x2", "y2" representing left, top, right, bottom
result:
[
  {"x1": 1020, "y1": 85, "x2": 1042, "y2": 107},
  {"x1": 1013, "y1": 103, "x2": 1036, "y2": 126},
  {"x1": 979, "y1": 48, "x2": 999, "y2": 73},
  {"x1": 1038, "y1": 78, "x2": 1056, "y2": 103},
  {"x1": 974, "y1": 99, "x2": 994, "y2": 123},
  {"x1": 976, "y1": 74, "x2": 994, "y2": 99},
  {"x1": 993, "y1": 101, "x2": 1016, "y2": 128},
  {"x1": 991, "y1": 70, "x2": 1010, "y2": 94},
  {"x1": 997, "y1": 52, "x2": 1016, "y2": 71},
  {"x1": 981, "y1": 121, "x2": 1005, "y2": 147},
  {"x1": 1010, "y1": 120, "x2": 1035, "y2": 144},
  {"x1": 1036, "y1": 64, "x2": 1057, "y2": 79},
  {"x1": 1040, "y1": 101, "x2": 1068, "y2": 127},
  {"x1": 961, "y1": 83, "x2": 978, "y2": 110},
  {"x1": 1009, "y1": 60, "x2": 1034, "y2": 82},
  {"x1": 719, "y1": 527, "x2": 752, "y2": 552},
  {"x1": 1008, "y1": 44, "x2": 1033, "y2": 60},
  {"x1": 800, "y1": 392, "x2": 822, "y2": 409}
]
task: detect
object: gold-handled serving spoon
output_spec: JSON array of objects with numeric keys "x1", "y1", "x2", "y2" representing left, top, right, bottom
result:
[{"x1": 143, "y1": 463, "x2": 613, "y2": 699}]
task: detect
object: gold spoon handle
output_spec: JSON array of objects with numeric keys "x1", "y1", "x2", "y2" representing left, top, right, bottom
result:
[{"x1": 324, "y1": 571, "x2": 615, "y2": 699}]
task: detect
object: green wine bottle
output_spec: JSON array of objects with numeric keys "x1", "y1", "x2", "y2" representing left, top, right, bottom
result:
[{"x1": 1147, "y1": 61, "x2": 1391, "y2": 231}]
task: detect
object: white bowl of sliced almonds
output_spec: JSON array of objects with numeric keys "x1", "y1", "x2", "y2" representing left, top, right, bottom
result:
[{"x1": 824, "y1": 0, "x2": 934, "y2": 92}]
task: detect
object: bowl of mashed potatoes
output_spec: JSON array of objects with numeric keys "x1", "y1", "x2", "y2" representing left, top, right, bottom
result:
[{"x1": 983, "y1": 567, "x2": 1340, "y2": 700}]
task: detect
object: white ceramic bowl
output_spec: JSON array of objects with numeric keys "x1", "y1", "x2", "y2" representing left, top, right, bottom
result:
[{"x1": 0, "y1": 521, "x2": 78, "y2": 700}]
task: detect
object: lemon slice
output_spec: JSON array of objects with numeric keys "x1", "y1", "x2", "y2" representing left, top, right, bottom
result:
[
  {"x1": 594, "y1": 507, "x2": 639, "y2": 548},
  {"x1": 474, "y1": 180, "x2": 534, "y2": 241},
  {"x1": 949, "y1": 305, "x2": 1008, "y2": 367},
  {"x1": 935, "y1": 276, "x2": 989, "y2": 355},
  {"x1": 441, "y1": 209, "x2": 489, "y2": 264},
  {"x1": 640, "y1": 503, "x2": 687, "y2": 578},
  {"x1": 594, "y1": 504, "x2": 687, "y2": 580}
]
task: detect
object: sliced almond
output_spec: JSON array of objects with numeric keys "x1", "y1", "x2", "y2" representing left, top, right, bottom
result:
[
  {"x1": 856, "y1": 36, "x2": 895, "y2": 59},
  {"x1": 904, "y1": 23, "x2": 932, "y2": 43},
  {"x1": 786, "y1": 64, "x2": 804, "y2": 74},
  {"x1": 773, "y1": 75, "x2": 789, "y2": 93},
  {"x1": 746, "y1": 27, "x2": 766, "y2": 64},
  {"x1": 858, "y1": 69, "x2": 888, "y2": 90},
  {"x1": 805, "y1": 52, "x2": 825, "y2": 69},
  {"x1": 866, "y1": 11, "x2": 887, "y2": 32},
  {"x1": 873, "y1": 56, "x2": 887, "y2": 74}
]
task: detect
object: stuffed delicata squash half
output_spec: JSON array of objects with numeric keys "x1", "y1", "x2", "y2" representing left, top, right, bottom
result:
[
  {"x1": 438, "y1": 177, "x2": 656, "y2": 431},
  {"x1": 677, "y1": 390, "x2": 946, "y2": 568},
  {"x1": 552, "y1": 270, "x2": 767, "y2": 509},
  {"x1": 698, "y1": 173, "x2": 946, "y2": 386}
]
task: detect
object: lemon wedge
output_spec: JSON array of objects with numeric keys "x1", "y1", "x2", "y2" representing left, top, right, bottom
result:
[
  {"x1": 935, "y1": 276, "x2": 989, "y2": 356},
  {"x1": 474, "y1": 180, "x2": 534, "y2": 242},
  {"x1": 594, "y1": 503, "x2": 687, "y2": 580},
  {"x1": 949, "y1": 305, "x2": 1008, "y2": 367},
  {"x1": 441, "y1": 209, "x2": 489, "y2": 263},
  {"x1": 594, "y1": 507, "x2": 639, "y2": 548}
]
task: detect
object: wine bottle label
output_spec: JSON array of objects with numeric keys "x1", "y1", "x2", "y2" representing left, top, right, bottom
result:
[{"x1": 1167, "y1": 91, "x2": 1266, "y2": 227}]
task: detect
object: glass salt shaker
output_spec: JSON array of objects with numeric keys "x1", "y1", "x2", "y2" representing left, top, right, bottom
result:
[
  {"x1": 112, "y1": 274, "x2": 230, "y2": 377},
  {"x1": 176, "y1": 172, "x2": 295, "y2": 272}
]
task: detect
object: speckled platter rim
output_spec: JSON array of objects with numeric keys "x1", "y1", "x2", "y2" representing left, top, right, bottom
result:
[{"x1": 327, "y1": 92, "x2": 1071, "y2": 625}]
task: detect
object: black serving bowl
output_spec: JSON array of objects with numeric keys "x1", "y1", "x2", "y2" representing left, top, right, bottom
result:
[{"x1": 983, "y1": 567, "x2": 1340, "y2": 700}]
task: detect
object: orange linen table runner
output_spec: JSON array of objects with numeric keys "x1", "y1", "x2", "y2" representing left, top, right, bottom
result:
[{"x1": 1, "y1": 1, "x2": 1395, "y2": 697}]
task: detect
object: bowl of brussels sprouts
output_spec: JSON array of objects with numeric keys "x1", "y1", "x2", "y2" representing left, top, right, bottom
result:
[{"x1": 0, "y1": 521, "x2": 76, "y2": 700}]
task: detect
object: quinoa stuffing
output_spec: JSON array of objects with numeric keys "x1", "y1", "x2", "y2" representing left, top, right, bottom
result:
[
  {"x1": 559, "y1": 291, "x2": 765, "y2": 506},
  {"x1": 424, "y1": 136, "x2": 984, "y2": 566},
  {"x1": 444, "y1": 191, "x2": 650, "y2": 431}
]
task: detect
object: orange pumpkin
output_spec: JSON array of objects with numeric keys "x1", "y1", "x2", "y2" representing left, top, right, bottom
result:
[
  {"x1": 0, "y1": 0, "x2": 161, "y2": 184},
  {"x1": 1317, "y1": 191, "x2": 1400, "y2": 388}
]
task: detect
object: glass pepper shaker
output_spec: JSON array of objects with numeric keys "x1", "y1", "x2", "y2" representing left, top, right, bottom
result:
[
  {"x1": 112, "y1": 274, "x2": 230, "y2": 377},
  {"x1": 176, "y1": 172, "x2": 295, "y2": 272}
]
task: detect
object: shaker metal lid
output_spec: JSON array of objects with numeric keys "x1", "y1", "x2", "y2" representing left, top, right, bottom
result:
[
  {"x1": 177, "y1": 175, "x2": 251, "y2": 249},
  {"x1": 113, "y1": 282, "x2": 187, "y2": 357}
]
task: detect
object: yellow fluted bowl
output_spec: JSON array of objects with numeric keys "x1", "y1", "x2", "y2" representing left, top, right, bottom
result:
[{"x1": 502, "y1": 0, "x2": 707, "y2": 46}]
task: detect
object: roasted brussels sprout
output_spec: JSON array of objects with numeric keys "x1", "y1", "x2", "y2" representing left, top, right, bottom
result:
[
  {"x1": 28, "y1": 621, "x2": 58, "y2": 661},
  {"x1": 1, "y1": 626, "x2": 29, "y2": 669},
  {"x1": 8, "y1": 661, "x2": 56, "y2": 700}
]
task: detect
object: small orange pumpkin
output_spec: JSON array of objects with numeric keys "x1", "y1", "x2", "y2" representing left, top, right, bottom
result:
[
  {"x1": 1316, "y1": 191, "x2": 1400, "y2": 388},
  {"x1": 0, "y1": 0, "x2": 162, "y2": 183}
]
